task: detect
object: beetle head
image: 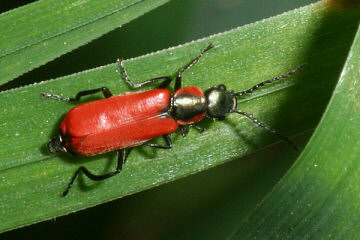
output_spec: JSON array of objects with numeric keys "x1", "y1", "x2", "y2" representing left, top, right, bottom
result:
[{"x1": 204, "y1": 85, "x2": 236, "y2": 120}]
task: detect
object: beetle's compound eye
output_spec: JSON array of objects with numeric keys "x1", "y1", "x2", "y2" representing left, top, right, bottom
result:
[{"x1": 218, "y1": 84, "x2": 226, "y2": 90}]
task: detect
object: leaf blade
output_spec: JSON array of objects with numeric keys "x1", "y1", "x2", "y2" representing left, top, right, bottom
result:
[
  {"x1": 0, "y1": 0, "x2": 169, "y2": 84},
  {"x1": 230, "y1": 19, "x2": 360, "y2": 240},
  {"x1": 0, "y1": 1, "x2": 359, "y2": 233}
]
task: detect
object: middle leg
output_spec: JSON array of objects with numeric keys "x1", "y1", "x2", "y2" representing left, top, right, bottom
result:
[
  {"x1": 117, "y1": 59, "x2": 172, "y2": 89},
  {"x1": 144, "y1": 135, "x2": 173, "y2": 149}
]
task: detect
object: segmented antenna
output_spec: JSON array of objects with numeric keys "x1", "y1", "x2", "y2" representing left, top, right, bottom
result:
[
  {"x1": 230, "y1": 109, "x2": 299, "y2": 151},
  {"x1": 234, "y1": 63, "x2": 306, "y2": 97}
]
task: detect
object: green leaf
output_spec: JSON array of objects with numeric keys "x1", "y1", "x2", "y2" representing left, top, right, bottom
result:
[
  {"x1": 230, "y1": 19, "x2": 360, "y2": 240},
  {"x1": 0, "y1": 0, "x2": 169, "y2": 85},
  {"x1": 0, "y1": 1, "x2": 359, "y2": 233}
]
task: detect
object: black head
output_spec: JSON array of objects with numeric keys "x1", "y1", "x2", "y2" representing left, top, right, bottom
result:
[{"x1": 204, "y1": 85, "x2": 236, "y2": 120}]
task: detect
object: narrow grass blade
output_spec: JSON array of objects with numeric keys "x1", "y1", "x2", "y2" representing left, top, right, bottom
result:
[
  {"x1": 0, "y1": 1, "x2": 359, "y2": 233},
  {"x1": 230, "y1": 21, "x2": 360, "y2": 240},
  {"x1": 0, "y1": 0, "x2": 169, "y2": 84}
]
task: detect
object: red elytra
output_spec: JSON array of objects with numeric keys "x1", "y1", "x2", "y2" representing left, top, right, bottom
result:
[
  {"x1": 60, "y1": 87, "x2": 204, "y2": 156},
  {"x1": 43, "y1": 43, "x2": 303, "y2": 196}
]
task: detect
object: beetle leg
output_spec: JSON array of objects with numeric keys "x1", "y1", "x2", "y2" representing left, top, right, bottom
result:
[
  {"x1": 117, "y1": 58, "x2": 172, "y2": 89},
  {"x1": 41, "y1": 87, "x2": 113, "y2": 102},
  {"x1": 178, "y1": 125, "x2": 189, "y2": 137},
  {"x1": 157, "y1": 78, "x2": 172, "y2": 89},
  {"x1": 62, "y1": 148, "x2": 132, "y2": 196},
  {"x1": 178, "y1": 124, "x2": 204, "y2": 137},
  {"x1": 191, "y1": 124, "x2": 204, "y2": 133},
  {"x1": 174, "y1": 43, "x2": 214, "y2": 91},
  {"x1": 144, "y1": 134, "x2": 173, "y2": 149}
]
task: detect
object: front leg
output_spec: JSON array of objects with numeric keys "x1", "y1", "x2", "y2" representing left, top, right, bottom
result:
[
  {"x1": 179, "y1": 124, "x2": 204, "y2": 137},
  {"x1": 174, "y1": 43, "x2": 214, "y2": 91}
]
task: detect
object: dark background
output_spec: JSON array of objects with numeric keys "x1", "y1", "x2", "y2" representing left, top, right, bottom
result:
[{"x1": 1, "y1": 0, "x2": 316, "y2": 239}]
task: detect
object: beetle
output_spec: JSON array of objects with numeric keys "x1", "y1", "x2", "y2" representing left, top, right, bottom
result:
[{"x1": 42, "y1": 44, "x2": 305, "y2": 196}]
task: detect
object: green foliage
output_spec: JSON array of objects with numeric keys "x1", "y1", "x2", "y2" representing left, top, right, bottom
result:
[
  {"x1": 0, "y1": 0, "x2": 169, "y2": 84},
  {"x1": 0, "y1": 0, "x2": 359, "y2": 237},
  {"x1": 231, "y1": 23, "x2": 360, "y2": 239}
]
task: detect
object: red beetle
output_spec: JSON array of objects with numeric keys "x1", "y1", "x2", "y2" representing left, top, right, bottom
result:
[{"x1": 43, "y1": 44, "x2": 304, "y2": 196}]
